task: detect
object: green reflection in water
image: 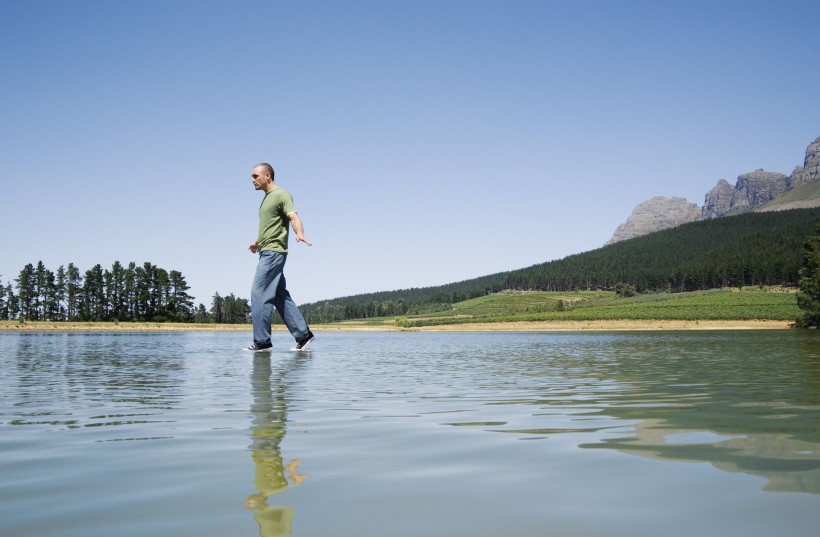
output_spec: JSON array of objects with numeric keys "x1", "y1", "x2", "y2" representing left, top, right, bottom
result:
[
  {"x1": 246, "y1": 355, "x2": 307, "y2": 537},
  {"x1": 10, "y1": 333, "x2": 184, "y2": 432},
  {"x1": 434, "y1": 332, "x2": 820, "y2": 495},
  {"x1": 531, "y1": 332, "x2": 820, "y2": 494}
]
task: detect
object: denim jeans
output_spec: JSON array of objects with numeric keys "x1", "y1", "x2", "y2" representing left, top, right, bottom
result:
[{"x1": 251, "y1": 250, "x2": 310, "y2": 345}]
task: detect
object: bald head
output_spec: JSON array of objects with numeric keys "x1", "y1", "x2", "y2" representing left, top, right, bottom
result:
[
  {"x1": 255, "y1": 163, "x2": 274, "y2": 180},
  {"x1": 251, "y1": 163, "x2": 276, "y2": 192}
]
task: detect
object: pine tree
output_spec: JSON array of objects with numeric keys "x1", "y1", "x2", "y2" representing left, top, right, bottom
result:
[
  {"x1": 797, "y1": 225, "x2": 820, "y2": 327},
  {"x1": 66, "y1": 263, "x2": 82, "y2": 321},
  {"x1": 81, "y1": 264, "x2": 107, "y2": 321},
  {"x1": 168, "y1": 270, "x2": 194, "y2": 322},
  {"x1": 35, "y1": 261, "x2": 46, "y2": 320},
  {"x1": 16, "y1": 264, "x2": 35, "y2": 321},
  {"x1": 55, "y1": 266, "x2": 67, "y2": 321},
  {"x1": 4, "y1": 284, "x2": 18, "y2": 320},
  {"x1": 125, "y1": 262, "x2": 137, "y2": 321},
  {"x1": 134, "y1": 263, "x2": 153, "y2": 320},
  {"x1": 211, "y1": 292, "x2": 224, "y2": 323},
  {"x1": 42, "y1": 268, "x2": 59, "y2": 321},
  {"x1": 109, "y1": 261, "x2": 127, "y2": 321},
  {"x1": 0, "y1": 277, "x2": 6, "y2": 320}
]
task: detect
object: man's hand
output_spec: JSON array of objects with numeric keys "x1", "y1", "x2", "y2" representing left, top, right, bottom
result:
[
  {"x1": 294, "y1": 233, "x2": 312, "y2": 247},
  {"x1": 249, "y1": 241, "x2": 259, "y2": 254},
  {"x1": 289, "y1": 213, "x2": 313, "y2": 246}
]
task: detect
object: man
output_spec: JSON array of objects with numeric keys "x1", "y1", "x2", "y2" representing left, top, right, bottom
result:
[{"x1": 244, "y1": 163, "x2": 315, "y2": 351}]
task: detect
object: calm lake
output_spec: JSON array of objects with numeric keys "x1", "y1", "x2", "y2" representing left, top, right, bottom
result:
[{"x1": 1, "y1": 330, "x2": 819, "y2": 537}]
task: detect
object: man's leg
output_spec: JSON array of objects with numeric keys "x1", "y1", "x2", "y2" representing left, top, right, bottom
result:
[
  {"x1": 273, "y1": 272, "x2": 311, "y2": 341},
  {"x1": 251, "y1": 251, "x2": 286, "y2": 346}
]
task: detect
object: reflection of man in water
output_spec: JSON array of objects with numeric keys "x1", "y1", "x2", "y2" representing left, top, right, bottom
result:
[{"x1": 246, "y1": 355, "x2": 307, "y2": 537}]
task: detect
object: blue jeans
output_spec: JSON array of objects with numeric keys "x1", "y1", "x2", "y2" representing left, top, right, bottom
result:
[{"x1": 251, "y1": 251, "x2": 310, "y2": 345}]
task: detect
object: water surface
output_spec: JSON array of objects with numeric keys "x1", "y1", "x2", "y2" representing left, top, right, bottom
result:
[{"x1": 1, "y1": 331, "x2": 819, "y2": 536}]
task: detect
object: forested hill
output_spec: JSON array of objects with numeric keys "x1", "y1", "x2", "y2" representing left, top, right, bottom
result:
[{"x1": 300, "y1": 208, "x2": 820, "y2": 324}]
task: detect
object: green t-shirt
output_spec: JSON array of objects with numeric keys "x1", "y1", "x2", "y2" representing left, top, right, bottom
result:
[{"x1": 258, "y1": 187, "x2": 297, "y2": 253}]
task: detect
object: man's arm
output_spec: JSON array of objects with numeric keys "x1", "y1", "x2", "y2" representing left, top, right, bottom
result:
[{"x1": 288, "y1": 212, "x2": 312, "y2": 246}]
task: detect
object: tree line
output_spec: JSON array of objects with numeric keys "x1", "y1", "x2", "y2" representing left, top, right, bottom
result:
[
  {"x1": 6, "y1": 209, "x2": 819, "y2": 325},
  {"x1": 300, "y1": 208, "x2": 820, "y2": 323},
  {"x1": 299, "y1": 273, "x2": 505, "y2": 324},
  {"x1": 0, "y1": 261, "x2": 250, "y2": 324}
]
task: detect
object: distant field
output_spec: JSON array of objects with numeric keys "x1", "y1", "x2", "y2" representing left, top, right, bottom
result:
[{"x1": 393, "y1": 288, "x2": 800, "y2": 327}]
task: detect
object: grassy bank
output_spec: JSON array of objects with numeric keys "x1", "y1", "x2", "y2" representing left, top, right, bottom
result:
[{"x1": 393, "y1": 287, "x2": 799, "y2": 327}]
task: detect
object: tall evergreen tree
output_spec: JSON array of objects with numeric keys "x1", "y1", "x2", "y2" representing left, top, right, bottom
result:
[
  {"x1": 797, "y1": 225, "x2": 820, "y2": 327},
  {"x1": 81, "y1": 264, "x2": 107, "y2": 321},
  {"x1": 167, "y1": 270, "x2": 194, "y2": 321},
  {"x1": 0, "y1": 277, "x2": 6, "y2": 320},
  {"x1": 41, "y1": 268, "x2": 59, "y2": 321},
  {"x1": 134, "y1": 263, "x2": 153, "y2": 320},
  {"x1": 34, "y1": 261, "x2": 47, "y2": 320},
  {"x1": 108, "y1": 261, "x2": 127, "y2": 321},
  {"x1": 66, "y1": 263, "x2": 82, "y2": 321},
  {"x1": 125, "y1": 262, "x2": 138, "y2": 320},
  {"x1": 15, "y1": 264, "x2": 36, "y2": 321},
  {"x1": 153, "y1": 267, "x2": 170, "y2": 320},
  {"x1": 4, "y1": 284, "x2": 18, "y2": 321},
  {"x1": 211, "y1": 292, "x2": 224, "y2": 324},
  {"x1": 55, "y1": 265, "x2": 67, "y2": 321}
]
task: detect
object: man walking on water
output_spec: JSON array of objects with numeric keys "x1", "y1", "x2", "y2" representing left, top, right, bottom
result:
[{"x1": 244, "y1": 163, "x2": 315, "y2": 351}]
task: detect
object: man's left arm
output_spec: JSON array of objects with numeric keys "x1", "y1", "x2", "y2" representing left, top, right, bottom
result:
[{"x1": 288, "y1": 212, "x2": 312, "y2": 246}]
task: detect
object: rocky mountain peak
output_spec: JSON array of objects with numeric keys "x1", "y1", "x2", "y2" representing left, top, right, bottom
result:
[
  {"x1": 698, "y1": 179, "x2": 734, "y2": 220},
  {"x1": 605, "y1": 196, "x2": 700, "y2": 245},
  {"x1": 730, "y1": 169, "x2": 790, "y2": 210},
  {"x1": 790, "y1": 136, "x2": 820, "y2": 187}
]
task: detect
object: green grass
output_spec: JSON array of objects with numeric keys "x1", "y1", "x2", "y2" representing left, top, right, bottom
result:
[
  {"x1": 391, "y1": 288, "x2": 799, "y2": 327},
  {"x1": 763, "y1": 180, "x2": 820, "y2": 207}
]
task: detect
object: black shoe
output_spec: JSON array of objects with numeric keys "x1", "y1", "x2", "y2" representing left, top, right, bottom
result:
[
  {"x1": 244, "y1": 342, "x2": 273, "y2": 352},
  {"x1": 295, "y1": 331, "x2": 315, "y2": 350}
]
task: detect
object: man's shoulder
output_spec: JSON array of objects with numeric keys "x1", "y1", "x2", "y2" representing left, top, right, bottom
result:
[
  {"x1": 270, "y1": 186, "x2": 293, "y2": 201},
  {"x1": 262, "y1": 187, "x2": 291, "y2": 204},
  {"x1": 261, "y1": 187, "x2": 295, "y2": 218}
]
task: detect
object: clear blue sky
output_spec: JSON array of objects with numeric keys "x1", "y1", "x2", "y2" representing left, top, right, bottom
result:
[{"x1": 2, "y1": 0, "x2": 819, "y2": 306}]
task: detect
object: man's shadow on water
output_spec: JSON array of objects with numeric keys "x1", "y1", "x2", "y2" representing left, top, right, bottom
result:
[{"x1": 245, "y1": 354, "x2": 309, "y2": 537}]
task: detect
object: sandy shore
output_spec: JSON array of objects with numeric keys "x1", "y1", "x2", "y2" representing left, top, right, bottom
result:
[{"x1": 0, "y1": 319, "x2": 794, "y2": 332}]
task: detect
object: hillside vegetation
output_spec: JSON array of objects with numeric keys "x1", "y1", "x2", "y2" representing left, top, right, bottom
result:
[
  {"x1": 301, "y1": 208, "x2": 820, "y2": 324},
  {"x1": 392, "y1": 288, "x2": 798, "y2": 328}
]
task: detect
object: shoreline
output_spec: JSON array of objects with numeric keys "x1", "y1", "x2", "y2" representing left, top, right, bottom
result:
[{"x1": 0, "y1": 319, "x2": 794, "y2": 333}]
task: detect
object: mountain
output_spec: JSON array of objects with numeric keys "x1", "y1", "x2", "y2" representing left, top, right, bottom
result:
[
  {"x1": 604, "y1": 197, "x2": 699, "y2": 245},
  {"x1": 300, "y1": 208, "x2": 820, "y2": 323},
  {"x1": 606, "y1": 136, "x2": 820, "y2": 244},
  {"x1": 790, "y1": 137, "x2": 820, "y2": 186}
]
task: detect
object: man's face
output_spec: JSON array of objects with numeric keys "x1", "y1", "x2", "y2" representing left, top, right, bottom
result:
[{"x1": 251, "y1": 166, "x2": 270, "y2": 190}]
